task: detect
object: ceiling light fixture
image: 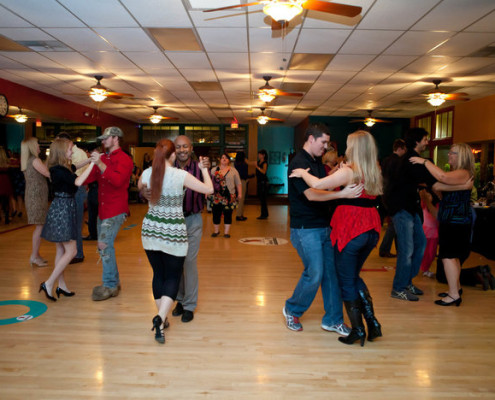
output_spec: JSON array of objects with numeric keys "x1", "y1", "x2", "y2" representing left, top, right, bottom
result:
[
  {"x1": 14, "y1": 107, "x2": 28, "y2": 123},
  {"x1": 257, "y1": 115, "x2": 269, "y2": 125},
  {"x1": 427, "y1": 92, "x2": 447, "y2": 107},
  {"x1": 258, "y1": 90, "x2": 276, "y2": 103},
  {"x1": 364, "y1": 118, "x2": 375, "y2": 127},
  {"x1": 149, "y1": 114, "x2": 163, "y2": 124},
  {"x1": 89, "y1": 76, "x2": 108, "y2": 102},
  {"x1": 263, "y1": 0, "x2": 304, "y2": 24}
]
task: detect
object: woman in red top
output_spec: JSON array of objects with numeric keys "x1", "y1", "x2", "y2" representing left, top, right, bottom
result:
[{"x1": 290, "y1": 130, "x2": 382, "y2": 346}]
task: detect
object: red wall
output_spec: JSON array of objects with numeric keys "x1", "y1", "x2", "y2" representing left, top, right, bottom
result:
[{"x1": 1, "y1": 78, "x2": 139, "y2": 145}]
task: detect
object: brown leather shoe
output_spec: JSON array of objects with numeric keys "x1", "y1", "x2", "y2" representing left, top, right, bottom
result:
[{"x1": 92, "y1": 285, "x2": 120, "y2": 301}]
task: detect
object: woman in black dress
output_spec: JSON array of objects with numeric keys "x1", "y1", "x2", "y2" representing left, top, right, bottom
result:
[
  {"x1": 39, "y1": 138, "x2": 95, "y2": 301},
  {"x1": 253, "y1": 149, "x2": 269, "y2": 219}
]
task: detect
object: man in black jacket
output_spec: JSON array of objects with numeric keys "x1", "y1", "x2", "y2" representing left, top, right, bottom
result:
[{"x1": 385, "y1": 128, "x2": 435, "y2": 301}]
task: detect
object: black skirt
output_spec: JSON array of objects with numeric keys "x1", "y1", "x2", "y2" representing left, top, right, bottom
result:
[
  {"x1": 41, "y1": 193, "x2": 77, "y2": 242},
  {"x1": 438, "y1": 222, "x2": 471, "y2": 261}
]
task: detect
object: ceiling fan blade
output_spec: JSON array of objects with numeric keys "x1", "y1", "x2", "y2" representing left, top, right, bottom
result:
[
  {"x1": 373, "y1": 119, "x2": 391, "y2": 123},
  {"x1": 271, "y1": 19, "x2": 287, "y2": 31},
  {"x1": 161, "y1": 117, "x2": 179, "y2": 120},
  {"x1": 275, "y1": 89, "x2": 303, "y2": 97},
  {"x1": 268, "y1": 117, "x2": 284, "y2": 122},
  {"x1": 445, "y1": 93, "x2": 469, "y2": 100},
  {"x1": 106, "y1": 92, "x2": 134, "y2": 97},
  {"x1": 302, "y1": 0, "x2": 362, "y2": 17},
  {"x1": 349, "y1": 119, "x2": 364, "y2": 123},
  {"x1": 203, "y1": 2, "x2": 260, "y2": 12}
]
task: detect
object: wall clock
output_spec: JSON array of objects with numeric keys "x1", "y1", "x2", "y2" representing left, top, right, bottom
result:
[{"x1": 0, "y1": 94, "x2": 8, "y2": 118}]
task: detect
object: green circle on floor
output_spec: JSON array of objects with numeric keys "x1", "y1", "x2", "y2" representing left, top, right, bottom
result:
[{"x1": 0, "y1": 300, "x2": 47, "y2": 326}]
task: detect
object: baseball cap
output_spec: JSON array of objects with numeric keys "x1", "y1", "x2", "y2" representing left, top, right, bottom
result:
[{"x1": 97, "y1": 126, "x2": 123, "y2": 140}]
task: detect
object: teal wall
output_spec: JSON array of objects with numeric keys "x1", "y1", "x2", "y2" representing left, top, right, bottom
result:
[
  {"x1": 308, "y1": 116, "x2": 410, "y2": 161},
  {"x1": 257, "y1": 125, "x2": 294, "y2": 195},
  {"x1": 2, "y1": 123, "x2": 25, "y2": 153}
]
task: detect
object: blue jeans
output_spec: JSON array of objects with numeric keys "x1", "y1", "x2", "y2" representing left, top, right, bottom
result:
[
  {"x1": 379, "y1": 217, "x2": 395, "y2": 254},
  {"x1": 75, "y1": 186, "x2": 87, "y2": 258},
  {"x1": 97, "y1": 213, "x2": 126, "y2": 288},
  {"x1": 335, "y1": 230, "x2": 379, "y2": 301},
  {"x1": 392, "y1": 210, "x2": 426, "y2": 292},
  {"x1": 285, "y1": 227, "x2": 344, "y2": 326}
]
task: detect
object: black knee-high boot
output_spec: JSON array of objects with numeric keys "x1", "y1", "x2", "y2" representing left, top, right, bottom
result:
[
  {"x1": 359, "y1": 289, "x2": 382, "y2": 342},
  {"x1": 339, "y1": 300, "x2": 366, "y2": 346}
]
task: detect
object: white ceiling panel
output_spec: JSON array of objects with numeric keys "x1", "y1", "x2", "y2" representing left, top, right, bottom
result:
[
  {"x1": 319, "y1": 70, "x2": 357, "y2": 84},
  {"x1": 1, "y1": 51, "x2": 64, "y2": 68},
  {"x1": 384, "y1": 31, "x2": 454, "y2": 56},
  {"x1": 40, "y1": 51, "x2": 98, "y2": 71},
  {"x1": 197, "y1": 27, "x2": 247, "y2": 52},
  {"x1": 250, "y1": 52, "x2": 291, "y2": 72},
  {"x1": 465, "y1": 10, "x2": 495, "y2": 32},
  {"x1": 166, "y1": 52, "x2": 211, "y2": 69},
  {"x1": 431, "y1": 32, "x2": 495, "y2": 57},
  {"x1": 439, "y1": 58, "x2": 495, "y2": 75},
  {"x1": 400, "y1": 55, "x2": 461, "y2": 75},
  {"x1": 294, "y1": 29, "x2": 351, "y2": 54},
  {"x1": 362, "y1": 55, "x2": 418, "y2": 73},
  {"x1": 44, "y1": 28, "x2": 115, "y2": 52},
  {"x1": 94, "y1": 28, "x2": 158, "y2": 52},
  {"x1": 122, "y1": 0, "x2": 192, "y2": 28},
  {"x1": 58, "y1": 0, "x2": 138, "y2": 27},
  {"x1": 220, "y1": 80, "x2": 251, "y2": 91},
  {"x1": 209, "y1": 52, "x2": 249, "y2": 70},
  {"x1": 412, "y1": 0, "x2": 495, "y2": 31},
  {"x1": 0, "y1": 54, "x2": 30, "y2": 69},
  {"x1": 348, "y1": 71, "x2": 391, "y2": 86},
  {"x1": 124, "y1": 52, "x2": 174, "y2": 70},
  {"x1": 0, "y1": 28, "x2": 53, "y2": 41},
  {"x1": 82, "y1": 51, "x2": 137, "y2": 69},
  {"x1": 190, "y1": 9, "x2": 247, "y2": 28},
  {"x1": 340, "y1": 30, "x2": 404, "y2": 54},
  {"x1": 0, "y1": 5, "x2": 33, "y2": 27},
  {"x1": 284, "y1": 70, "x2": 320, "y2": 82},
  {"x1": 249, "y1": 28, "x2": 297, "y2": 53},
  {"x1": 358, "y1": 0, "x2": 438, "y2": 30},
  {"x1": 0, "y1": 0, "x2": 85, "y2": 27},
  {"x1": 215, "y1": 69, "x2": 250, "y2": 81}
]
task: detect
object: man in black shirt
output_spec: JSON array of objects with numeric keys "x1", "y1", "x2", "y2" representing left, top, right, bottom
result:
[
  {"x1": 379, "y1": 139, "x2": 406, "y2": 257},
  {"x1": 386, "y1": 128, "x2": 436, "y2": 301},
  {"x1": 283, "y1": 123, "x2": 362, "y2": 333}
]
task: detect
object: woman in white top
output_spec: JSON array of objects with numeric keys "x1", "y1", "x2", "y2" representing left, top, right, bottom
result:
[{"x1": 138, "y1": 139, "x2": 213, "y2": 344}]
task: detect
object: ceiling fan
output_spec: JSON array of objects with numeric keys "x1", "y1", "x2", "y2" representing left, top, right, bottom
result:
[
  {"x1": 350, "y1": 110, "x2": 391, "y2": 127},
  {"x1": 204, "y1": 1, "x2": 362, "y2": 30},
  {"x1": 147, "y1": 106, "x2": 179, "y2": 124},
  {"x1": 249, "y1": 107, "x2": 284, "y2": 125},
  {"x1": 64, "y1": 76, "x2": 135, "y2": 103},
  {"x1": 258, "y1": 76, "x2": 303, "y2": 103},
  {"x1": 425, "y1": 79, "x2": 469, "y2": 107},
  {"x1": 6, "y1": 107, "x2": 30, "y2": 123}
]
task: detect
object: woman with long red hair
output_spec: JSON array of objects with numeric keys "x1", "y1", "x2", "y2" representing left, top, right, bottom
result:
[{"x1": 138, "y1": 139, "x2": 213, "y2": 344}]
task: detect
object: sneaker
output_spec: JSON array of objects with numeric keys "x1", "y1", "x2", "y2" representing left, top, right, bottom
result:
[
  {"x1": 423, "y1": 271, "x2": 435, "y2": 278},
  {"x1": 391, "y1": 289, "x2": 419, "y2": 302},
  {"x1": 321, "y1": 323, "x2": 351, "y2": 336},
  {"x1": 406, "y1": 284, "x2": 424, "y2": 295},
  {"x1": 282, "y1": 307, "x2": 303, "y2": 331}
]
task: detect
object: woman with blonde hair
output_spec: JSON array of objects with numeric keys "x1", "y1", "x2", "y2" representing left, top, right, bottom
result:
[
  {"x1": 410, "y1": 143, "x2": 475, "y2": 306},
  {"x1": 139, "y1": 139, "x2": 213, "y2": 344},
  {"x1": 21, "y1": 137, "x2": 50, "y2": 266},
  {"x1": 290, "y1": 130, "x2": 383, "y2": 346},
  {"x1": 38, "y1": 138, "x2": 95, "y2": 301}
]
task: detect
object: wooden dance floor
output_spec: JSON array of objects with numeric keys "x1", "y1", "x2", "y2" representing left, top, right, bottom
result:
[{"x1": 0, "y1": 203, "x2": 494, "y2": 399}]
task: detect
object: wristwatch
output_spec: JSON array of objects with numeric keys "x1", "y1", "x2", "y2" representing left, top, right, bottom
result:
[{"x1": 0, "y1": 94, "x2": 8, "y2": 118}]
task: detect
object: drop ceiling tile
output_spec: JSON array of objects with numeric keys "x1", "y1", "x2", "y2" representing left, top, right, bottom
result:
[
  {"x1": 190, "y1": 9, "x2": 248, "y2": 28},
  {"x1": 0, "y1": 0, "x2": 85, "y2": 27},
  {"x1": 122, "y1": 0, "x2": 192, "y2": 27},
  {"x1": 294, "y1": 29, "x2": 351, "y2": 54},
  {"x1": 412, "y1": 0, "x2": 495, "y2": 31},
  {"x1": 325, "y1": 54, "x2": 375, "y2": 71},
  {"x1": 166, "y1": 52, "x2": 211, "y2": 69},
  {"x1": 358, "y1": 0, "x2": 438, "y2": 30},
  {"x1": 348, "y1": 71, "x2": 391, "y2": 86},
  {"x1": 431, "y1": 32, "x2": 495, "y2": 57},
  {"x1": 44, "y1": 28, "x2": 114, "y2": 51},
  {"x1": 58, "y1": 0, "x2": 138, "y2": 27},
  {"x1": 362, "y1": 55, "x2": 417, "y2": 73},
  {"x1": 181, "y1": 68, "x2": 217, "y2": 81},
  {"x1": 209, "y1": 52, "x2": 248, "y2": 70},
  {"x1": 94, "y1": 28, "x2": 158, "y2": 52},
  {"x1": 0, "y1": 28, "x2": 53, "y2": 41},
  {"x1": 284, "y1": 70, "x2": 320, "y2": 82},
  {"x1": 82, "y1": 51, "x2": 136, "y2": 69},
  {"x1": 249, "y1": 28, "x2": 297, "y2": 52},
  {"x1": 340, "y1": 29, "x2": 404, "y2": 54},
  {"x1": 0, "y1": 54, "x2": 29, "y2": 68},
  {"x1": 1, "y1": 51, "x2": 63, "y2": 68},
  {"x1": 250, "y1": 52, "x2": 291, "y2": 72},
  {"x1": 124, "y1": 52, "x2": 174, "y2": 70},
  {"x1": 400, "y1": 55, "x2": 460, "y2": 75},
  {"x1": 197, "y1": 28, "x2": 247, "y2": 52},
  {"x1": 220, "y1": 80, "x2": 251, "y2": 91},
  {"x1": 305, "y1": 82, "x2": 342, "y2": 96},
  {"x1": 439, "y1": 57, "x2": 495, "y2": 75},
  {"x1": 466, "y1": 10, "x2": 495, "y2": 32},
  {"x1": 41, "y1": 51, "x2": 98, "y2": 71},
  {"x1": 215, "y1": 70, "x2": 250, "y2": 82},
  {"x1": 0, "y1": 6, "x2": 33, "y2": 27},
  {"x1": 319, "y1": 70, "x2": 357, "y2": 84},
  {"x1": 384, "y1": 31, "x2": 454, "y2": 56}
]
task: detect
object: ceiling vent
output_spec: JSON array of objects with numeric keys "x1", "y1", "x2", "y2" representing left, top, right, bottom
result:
[{"x1": 17, "y1": 40, "x2": 71, "y2": 52}]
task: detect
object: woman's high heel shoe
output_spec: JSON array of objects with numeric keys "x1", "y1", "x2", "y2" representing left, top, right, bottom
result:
[
  {"x1": 39, "y1": 282, "x2": 56, "y2": 302},
  {"x1": 56, "y1": 287, "x2": 75, "y2": 298},
  {"x1": 438, "y1": 288, "x2": 462, "y2": 298},
  {"x1": 434, "y1": 294, "x2": 462, "y2": 307},
  {"x1": 151, "y1": 315, "x2": 165, "y2": 344}
]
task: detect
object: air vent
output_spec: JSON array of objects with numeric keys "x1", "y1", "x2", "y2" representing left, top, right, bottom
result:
[{"x1": 17, "y1": 40, "x2": 71, "y2": 52}]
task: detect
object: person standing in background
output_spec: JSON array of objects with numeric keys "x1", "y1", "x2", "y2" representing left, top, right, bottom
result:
[
  {"x1": 234, "y1": 151, "x2": 252, "y2": 221},
  {"x1": 21, "y1": 137, "x2": 50, "y2": 267}
]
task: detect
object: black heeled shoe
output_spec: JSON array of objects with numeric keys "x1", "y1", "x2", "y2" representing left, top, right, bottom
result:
[
  {"x1": 339, "y1": 327, "x2": 366, "y2": 346},
  {"x1": 56, "y1": 287, "x2": 75, "y2": 298},
  {"x1": 438, "y1": 288, "x2": 462, "y2": 298},
  {"x1": 39, "y1": 282, "x2": 56, "y2": 302},
  {"x1": 151, "y1": 315, "x2": 165, "y2": 344},
  {"x1": 434, "y1": 294, "x2": 462, "y2": 307}
]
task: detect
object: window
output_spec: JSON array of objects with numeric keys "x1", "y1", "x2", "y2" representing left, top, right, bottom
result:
[
  {"x1": 415, "y1": 107, "x2": 454, "y2": 160},
  {"x1": 435, "y1": 110, "x2": 453, "y2": 139},
  {"x1": 142, "y1": 125, "x2": 180, "y2": 144}
]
